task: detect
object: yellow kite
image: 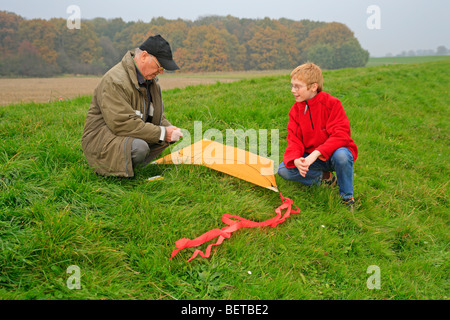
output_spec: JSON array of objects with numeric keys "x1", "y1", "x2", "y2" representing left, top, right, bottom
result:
[{"x1": 153, "y1": 139, "x2": 278, "y2": 192}]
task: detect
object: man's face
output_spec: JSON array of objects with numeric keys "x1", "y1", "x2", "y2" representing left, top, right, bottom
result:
[
  {"x1": 291, "y1": 79, "x2": 318, "y2": 103},
  {"x1": 137, "y1": 52, "x2": 164, "y2": 80}
]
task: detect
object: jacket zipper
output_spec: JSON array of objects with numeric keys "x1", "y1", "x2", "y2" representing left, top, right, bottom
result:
[
  {"x1": 142, "y1": 95, "x2": 146, "y2": 121},
  {"x1": 124, "y1": 136, "x2": 130, "y2": 177},
  {"x1": 304, "y1": 102, "x2": 314, "y2": 130},
  {"x1": 158, "y1": 85, "x2": 164, "y2": 125}
]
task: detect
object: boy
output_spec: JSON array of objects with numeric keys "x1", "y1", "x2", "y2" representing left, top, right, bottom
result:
[{"x1": 278, "y1": 63, "x2": 358, "y2": 210}]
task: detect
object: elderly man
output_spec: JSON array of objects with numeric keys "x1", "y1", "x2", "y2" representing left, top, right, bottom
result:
[{"x1": 82, "y1": 35, "x2": 182, "y2": 177}]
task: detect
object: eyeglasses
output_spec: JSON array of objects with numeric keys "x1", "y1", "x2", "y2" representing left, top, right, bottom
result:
[
  {"x1": 291, "y1": 84, "x2": 306, "y2": 91},
  {"x1": 150, "y1": 55, "x2": 164, "y2": 73}
]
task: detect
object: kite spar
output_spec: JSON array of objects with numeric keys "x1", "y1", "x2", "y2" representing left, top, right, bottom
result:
[{"x1": 153, "y1": 139, "x2": 300, "y2": 262}]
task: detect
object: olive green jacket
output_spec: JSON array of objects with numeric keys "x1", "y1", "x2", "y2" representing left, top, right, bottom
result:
[{"x1": 81, "y1": 51, "x2": 171, "y2": 177}]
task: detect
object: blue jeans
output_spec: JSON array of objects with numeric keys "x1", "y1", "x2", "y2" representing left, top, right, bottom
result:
[{"x1": 278, "y1": 147, "x2": 354, "y2": 200}]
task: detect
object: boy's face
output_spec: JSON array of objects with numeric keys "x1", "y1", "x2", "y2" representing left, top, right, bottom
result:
[{"x1": 291, "y1": 79, "x2": 318, "y2": 103}]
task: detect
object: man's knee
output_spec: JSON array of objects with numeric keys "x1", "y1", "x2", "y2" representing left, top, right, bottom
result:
[{"x1": 131, "y1": 138, "x2": 150, "y2": 166}]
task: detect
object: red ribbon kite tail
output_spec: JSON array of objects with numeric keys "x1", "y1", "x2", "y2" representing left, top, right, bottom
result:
[{"x1": 170, "y1": 192, "x2": 300, "y2": 262}]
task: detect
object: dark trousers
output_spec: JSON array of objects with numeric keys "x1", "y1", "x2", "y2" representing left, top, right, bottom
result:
[{"x1": 131, "y1": 138, "x2": 168, "y2": 169}]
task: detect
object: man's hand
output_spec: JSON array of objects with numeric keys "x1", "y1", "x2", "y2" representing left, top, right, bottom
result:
[{"x1": 165, "y1": 126, "x2": 183, "y2": 143}]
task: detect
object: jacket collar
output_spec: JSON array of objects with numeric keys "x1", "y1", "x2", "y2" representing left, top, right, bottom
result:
[
  {"x1": 122, "y1": 51, "x2": 141, "y2": 89},
  {"x1": 136, "y1": 68, "x2": 146, "y2": 85},
  {"x1": 305, "y1": 91, "x2": 322, "y2": 105},
  {"x1": 135, "y1": 66, "x2": 155, "y2": 87}
]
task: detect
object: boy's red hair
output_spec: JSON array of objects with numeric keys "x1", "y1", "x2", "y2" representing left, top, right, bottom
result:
[{"x1": 290, "y1": 63, "x2": 323, "y2": 92}]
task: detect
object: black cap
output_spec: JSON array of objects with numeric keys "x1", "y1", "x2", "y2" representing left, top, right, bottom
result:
[{"x1": 139, "y1": 34, "x2": 179, "y2": 71}]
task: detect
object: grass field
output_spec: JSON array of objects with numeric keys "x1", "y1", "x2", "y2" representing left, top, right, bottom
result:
[
  {"x1": 2, "y1": 56, "x2": 447, "y2": 106},
  {"x1": 0, "y1": 58, "x2": 449, "y2": 300},
  {"x1": 0, "y1": 70, "x2": 289, "y2": 106},
  {"x1": 367, "y1": 55, "x2": 450, "y2": 67}
]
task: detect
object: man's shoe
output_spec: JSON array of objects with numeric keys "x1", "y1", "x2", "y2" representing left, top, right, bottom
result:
[{"x1": 322, "y1": 171, "x2": 337, "y2": 187}]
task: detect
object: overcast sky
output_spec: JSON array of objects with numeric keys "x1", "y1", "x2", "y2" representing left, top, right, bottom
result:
[{"x1": 1, "y1": 0, "x2": 449, "y2": 57}]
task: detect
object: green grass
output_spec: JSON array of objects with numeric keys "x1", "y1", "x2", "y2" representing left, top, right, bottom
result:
[
  {"x1": 0, "y1": 58, "x2": 449, "y2": 300},
  {"x1": 159, "y1": 69, "x2": 291, "y2": 80},
  {"x1": 367, "y1": 55, "x2": 450, "y2": 67}
]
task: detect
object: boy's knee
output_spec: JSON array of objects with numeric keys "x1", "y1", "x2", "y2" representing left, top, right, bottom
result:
[
  {"x1": 334, "y1": 148, "x2": 352, "y2": 162},
  {"x1": 277, "y1": 162, "x2": 288, "y2": 178},
  {"x1": 277, "y1": 167, "x2": 287, "y2": 179},
  {"x1": 332, "y1": 148, "x2": 353, "y2": 167}
]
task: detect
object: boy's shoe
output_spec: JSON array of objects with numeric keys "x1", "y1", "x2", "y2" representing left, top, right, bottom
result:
[
  {"x1": 322, "y1": 171, "x2": 337, "y2": 187},
  {"x1": 342, "y1": 197, "x2": 355, "y2": 212}
]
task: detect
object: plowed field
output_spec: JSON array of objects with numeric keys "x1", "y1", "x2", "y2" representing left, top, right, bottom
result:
[{"x1": 0, "y1": 76, "x2": 237, "y2": 106}]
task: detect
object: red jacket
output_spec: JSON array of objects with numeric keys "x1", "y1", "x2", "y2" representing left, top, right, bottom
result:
[{"x1": 282, "y1": 91, "x2": 358, "y2": 168}]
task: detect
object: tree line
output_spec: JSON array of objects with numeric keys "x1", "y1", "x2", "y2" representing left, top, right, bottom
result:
[
  {"x1": 387, "y1": 46, "x2": 449, "y2": 57},
  {"x1": 0, "y1": 11, "x2": 369, "y2": 77}
]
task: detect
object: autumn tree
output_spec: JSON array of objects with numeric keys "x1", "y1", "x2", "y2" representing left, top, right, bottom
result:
[
  {"x1": 0, "y1": 11, "x2": 23, "y2": 75},
  {"x1": 0, "y1": 11, "x2": 23, "y2": 55},
  {"x1": 303, "y1": 22, "x2": 368, "y2": 69},
  {"x1": 16, "y1": 40, "x2": 60, "y2": 76},
  {"x1": 1, "y1": 16, "x2": 61, "y2": 76},
  {"x1": 335, "y1": 38, "x2": 369, "y2": 68},
  {"x1": 301, "y1": 22, "x2": 355, "y2": 50},
  {"x1": 0, "y1": 13, "x2": 370, "y2": 76},
  {"x1": 98, "y1": 36, "x2": 121, "y2": 70},
  {"x1": 113, "y1": 21, "x2": 152, "y2": 56},
  {"x1": 174, "y1": 25, "x2": 245, "y2": 72},
  {"x1": 90, "y1": 17, "x2": 127, "y2": 41},
  {"x1": 306, "y1": 44, "x2": 335, "y2": 69},
  {"x1": 246, "y1": 21, "x2": 299, "y2": 70},
  {"x1": 147, "y1": 17, "x2": 191, "y2": 53},
  {"x1": 51, "y1": 18, "x2": 103, "y2": 74},
  {"x1": 17, "y1": 18, "x2": 59, "y2": 65}
]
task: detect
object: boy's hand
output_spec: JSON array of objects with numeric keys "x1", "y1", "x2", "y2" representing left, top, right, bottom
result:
[
  {"x1": 295, "y1": 158, "x2": 310, "y2": 177},
  {"x1": 294, "y1": 150, "x2": 322, "y2": 177}
]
